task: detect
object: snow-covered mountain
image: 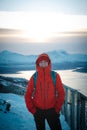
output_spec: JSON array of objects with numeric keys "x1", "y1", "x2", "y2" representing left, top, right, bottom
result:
[
  {"x1": 48, "y1": 50, "x2": 87, "y2": 63},
  {"x1": 0, "y1": 50, "x2": 87, "y2": 65},
  {"x1": 0, "y1": 50, "x2": 37, "y2": 64},
  {"x1": 0, "y1": 50, "x2": 87, "y2": 73}
]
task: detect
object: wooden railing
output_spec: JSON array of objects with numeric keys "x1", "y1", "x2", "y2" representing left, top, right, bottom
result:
[{"x1": 62, "y1": 85, "x2": 87, "y2": 130}]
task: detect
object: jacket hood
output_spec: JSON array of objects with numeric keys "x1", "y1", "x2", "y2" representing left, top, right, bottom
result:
[{"x1": 36, "y1": 53, "x2": 51, "y2": 71}]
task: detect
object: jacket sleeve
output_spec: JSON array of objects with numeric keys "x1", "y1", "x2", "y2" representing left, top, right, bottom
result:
[
  {"x1": 55, "y1": 73, "x2": 65, "y2": 113},
  {"x1": 24, "y1": 76, "x2": 36, "y2": 114}
]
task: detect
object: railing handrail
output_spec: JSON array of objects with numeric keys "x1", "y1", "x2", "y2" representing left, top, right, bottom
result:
[{"x1": 64, "y1": 84, "x2": 87, "y2": 98}]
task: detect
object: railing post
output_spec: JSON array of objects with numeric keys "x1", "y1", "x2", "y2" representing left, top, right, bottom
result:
[
  {"x1": 70, "y1": 90, "x2": 76, "y2": 130},
  {"x1": 77, "y1": 92, "x2": 80, "y2": 130},
  {"x1": 80, "y1": 95, "x2": 86, "y2": 130},
  {"x1": 64, "y1": 87, "x2": 68, "y2": 122}
]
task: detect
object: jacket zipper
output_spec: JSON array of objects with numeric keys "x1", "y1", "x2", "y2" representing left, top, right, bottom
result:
[
  {"x1": 43, "y1": 69, "x2": 46, "y2": 109},
  {"x1": 40, "y1": 82, "x2": 42, "y2": 99},
  {"x1": 46, "y1": 82, "x2": 49, "y2": 100}
]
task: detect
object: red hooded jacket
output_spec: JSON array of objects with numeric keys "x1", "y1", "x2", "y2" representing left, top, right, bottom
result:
[{"x1": 25, "y1": 53, "x2": 65, "y2": 114}]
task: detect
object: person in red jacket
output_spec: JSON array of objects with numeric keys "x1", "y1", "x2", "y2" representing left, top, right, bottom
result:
[{"x1": 25, "y1": 53, "x2": 65, "y2": 130}]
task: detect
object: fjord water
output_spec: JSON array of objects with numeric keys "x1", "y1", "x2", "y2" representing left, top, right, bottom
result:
[{"x1": 0, "y1": 69, "x2": 87, "y2": 96}]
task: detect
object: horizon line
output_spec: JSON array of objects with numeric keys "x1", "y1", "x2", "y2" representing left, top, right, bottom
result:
[{"x1": 0, "y1": 49, "x2": 87, "y2": 55}]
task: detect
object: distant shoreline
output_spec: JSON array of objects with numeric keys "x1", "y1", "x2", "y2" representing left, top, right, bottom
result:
[
  {"x1": 72, "y1": 67, "x2": 87, "y2": 73},
  {"x1": 0, "y1": 68, "x2": 87, "y2": 74},
  {"x1": 0, "y1": 65, "x2": 87, "y2": 74}
]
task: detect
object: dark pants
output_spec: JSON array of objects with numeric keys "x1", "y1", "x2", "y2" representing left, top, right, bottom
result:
[{"x1": 34, "y1": 108, "x2": 62, "y2": 130}]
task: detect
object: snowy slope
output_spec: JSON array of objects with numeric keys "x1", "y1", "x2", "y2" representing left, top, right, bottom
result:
[
  {"x1": 48, "y1": 50, "x2": 87, "y2": 63},
  {"x1": 0, "y1": 93, "x2": 70, "y2": 130},
  {"x1": 0, "y1": 50, "x2": 37, "y2": 64},
  {"x1": 0, "y1": 76, "x2": 28, "y2": 95},
  {"x1": 0, "y1": 50, "x2": 87, "y2": 65}
]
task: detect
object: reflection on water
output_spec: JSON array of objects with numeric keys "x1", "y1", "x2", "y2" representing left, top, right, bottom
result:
[
  {"x1": 57, "y1": 70, "x2": 87, "y2": 96},
  {"x1": 0, "y1": 70, "x2": 35, "y2": 80},
  {"x1": 0, "y1": 70, "x2": 87, "y2": 96}
]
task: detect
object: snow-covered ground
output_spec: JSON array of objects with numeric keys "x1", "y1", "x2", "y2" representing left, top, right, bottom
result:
[{"x1": 0, "y1": 93, "x2": 70, "y2": 130}]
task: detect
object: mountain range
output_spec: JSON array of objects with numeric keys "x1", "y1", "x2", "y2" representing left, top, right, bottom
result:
[
  {"x1": 0, "y1": 50, "x2": 87, "y2": 73},
  {"x1": 0, "y1": 50, "x2": 87, "y2": 64}
]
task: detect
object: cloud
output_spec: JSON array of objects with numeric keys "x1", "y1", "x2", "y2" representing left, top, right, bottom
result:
[
  {"x1": 0, "y1": 28, "x2": 87, "y2": 44},
  {"x1": 0, "y1": 28, "x2": 87, "y2": 55}
]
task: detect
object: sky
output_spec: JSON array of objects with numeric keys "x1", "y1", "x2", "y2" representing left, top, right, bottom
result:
[{"x1": 0, "y1": 0, "x2": 87, "y2": 55}]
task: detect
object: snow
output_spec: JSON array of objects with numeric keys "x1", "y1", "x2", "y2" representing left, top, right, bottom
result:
[
  {"x1": 0, "y1": 93, "x2": 70, "y2": 130},
  {"x1": 0, "y1": 50, "x2": 87, "y2": 65},
  {"x1": 0, "y1": 50, "x2": 37, "y2": 64}
]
